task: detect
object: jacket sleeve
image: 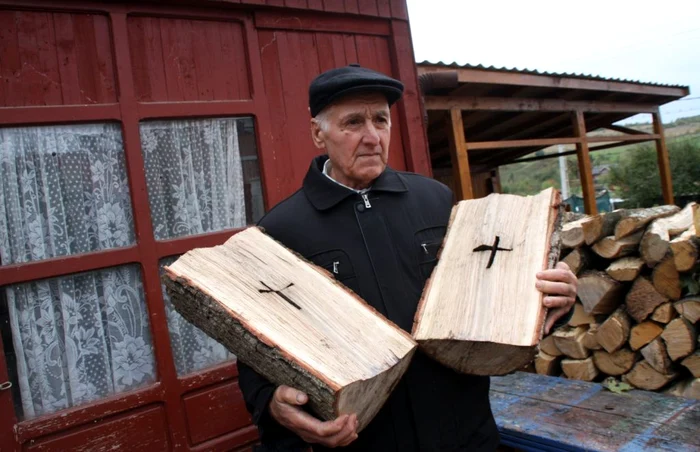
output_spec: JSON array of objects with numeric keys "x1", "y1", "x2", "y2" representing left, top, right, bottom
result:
[{"x1": 237, "y1": 360, "x2": 309, "y2": 451}]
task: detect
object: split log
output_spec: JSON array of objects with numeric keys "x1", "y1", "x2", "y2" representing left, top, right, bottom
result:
[
  {"x1": 413, "y1": 188, "x2": 562, "y2": 375},
  {"x1": 640, "y1": 338, "x2": 674, "y2": 374},
  {"x1": 670, "y1": 226, "x2": 699, "y2": 272},
  {"x1": 539, "y1": 334, "x2": 563, "y2": 357},
  {"x1": 623, "y1": 360, "x2": 678, "y2": 390},
  {"x1": 606, "y1": 257, "x2": 645, "y2": 282},
  {"x1": 535, "y1": 351, "x2": 561, "y2": 376},
  {"x1": 650, "y1": 302, "x2": 678, "y2": 324},
  {"x1": 582, "y1": 209, "x2": 626, "y2": 245},
  {"x1": 552, "y1": 326, "x2": 590, "y2": 359},
  {"x1": 652, "y1": 254, "x2": 681, "y2": 301},
  {"x1": 593, "y1": 348, "x2": 637, "y2": 376},
  {"x1": 578, "y1": 271, "x2": 626, "y2": 315},
  {"x1": 562, "y1": 217, "x2": 586, "y2": 249},
  {"x1": 629, "y1": 321, "x2": 664, "y2": 351},
  {"x1": 614, "y1": 205, "x2": 680, "y2": 240},
  {"x1": 641, "y1": 203, "x2": 697, "y2": 266},
  {"x1": 674, "y1": 297, "x2": 700, "y2": 323},
  {"x1": 582, "y1": 324, "x2": 603, "y2": 350},
  {"x1": 561, "y1": 357, "x2": 599, "y2": 381},
  {"x1": 666, "y1": 378, "x2": 700, "y2": 400},
  {"x1": 625, "y1": 277, "x2": 669, "y2": 323},
  {"x1": 568, "y1": 302, "x2": 595, "y2": 327},
  {"x1": 681, "y1": 351, "x2": 700, "y2": 378},
  {"x1": 661, "y1": 318, "x2": 697, "y2": 361},
  {"x1": 163, "y1": 227, "x2": 417, "y2": 429},
  {"x1": 592, "y1": 231, "x2": 643, "y2": 259},
  {"x1": 596, "y1": 307, "x2": 631, "y2": 353},
  {"x1": 562, "y1": 248, "x2": 594, "y2": 275},
  {"x1": 694, "y1": 203, "x2": 700, "y2": 236}
]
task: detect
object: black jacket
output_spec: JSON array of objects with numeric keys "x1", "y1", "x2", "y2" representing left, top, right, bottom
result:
[{"x1": 238, "y1": 155, "x2": 499, "y2": 451}]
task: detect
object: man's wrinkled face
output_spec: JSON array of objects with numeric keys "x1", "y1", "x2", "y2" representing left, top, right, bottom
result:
[{"x1": 311, "y1": 92, "x2": 391, "y2": 190}]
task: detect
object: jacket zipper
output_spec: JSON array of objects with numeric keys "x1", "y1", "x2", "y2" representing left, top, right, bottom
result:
[{"x1": 361, "y1": 193, "x2": 372, "y2": 209}]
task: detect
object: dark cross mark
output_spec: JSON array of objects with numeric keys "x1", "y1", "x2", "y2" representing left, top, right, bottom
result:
[
  {"x1": 472, "y1": 236, "x2": 513, "y2": 269},
  {"x1": 259, "y1": 281, "x2": 302, "y2": 310}
]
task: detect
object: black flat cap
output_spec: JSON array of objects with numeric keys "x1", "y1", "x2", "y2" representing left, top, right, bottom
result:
[{"x1": 308, "y1": 64, "x2": 404, "y2": 117}]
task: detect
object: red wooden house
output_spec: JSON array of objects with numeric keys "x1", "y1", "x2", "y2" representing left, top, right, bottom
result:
[{"x1": 0, "y1": 1, "x2": 428, "y2": 450}]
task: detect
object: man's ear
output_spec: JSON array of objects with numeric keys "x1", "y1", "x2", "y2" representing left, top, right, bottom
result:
[{"x1": 310, "y1": 119, "x2": 326, "y2": 150}]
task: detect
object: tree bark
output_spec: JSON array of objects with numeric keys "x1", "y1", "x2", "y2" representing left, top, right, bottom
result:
[{"x1": 625, "y1": 277, "x2": 669, "y2": 323}]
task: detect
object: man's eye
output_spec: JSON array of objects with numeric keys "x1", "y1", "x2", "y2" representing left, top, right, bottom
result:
[{"x1": 348, "y1": 118, "x2": 363, "y2": 126}]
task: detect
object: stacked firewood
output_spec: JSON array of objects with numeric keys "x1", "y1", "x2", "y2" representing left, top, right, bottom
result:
[{"x1": 536, "y1": 203, "x2": 700, "y2": 400}]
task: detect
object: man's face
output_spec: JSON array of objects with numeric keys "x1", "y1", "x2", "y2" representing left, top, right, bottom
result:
[{"x1": 311, "y1": 92, "x2": 391, "y2": 190}]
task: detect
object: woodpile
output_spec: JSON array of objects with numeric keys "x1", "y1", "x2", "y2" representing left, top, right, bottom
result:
[{"x1": 536, "y1": 203, "x2": 700, "y2": 400}]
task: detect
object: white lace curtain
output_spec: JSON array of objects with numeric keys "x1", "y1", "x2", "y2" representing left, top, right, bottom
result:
[{"x1": 0, "y1": 118, "x2": 247, "y2": 419}]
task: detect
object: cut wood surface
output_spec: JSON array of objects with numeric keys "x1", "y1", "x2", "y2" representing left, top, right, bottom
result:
[
  {"x1": 681, "y1": 351, "x2": 700, "y2": 378},
  {"x1": 614, "y1": 205, "x2": 680, "y2": 240},
  {"x1": 652, "y1": 255, "x2": 681, "y2": 300},
  {"x1": 670, "y1": 226, "x2": 699, "y2": 272},
  {"x1": 539, "y1": 334, "x2": 563, "y2": 357},
  {"x1": 163, "y1": 227, "x2": 416, "y2": 429},
  {"x1": 413, "y1": 188, "x2": 562, "y2": 376},
  {"x1": 596, "y1": 307, "x2": 631, "y2": 353},
  {"x1": 625, "y1": 277, "x2": 669, "y2": 323},
  {"x1": 567, "y1": 302, "x2": 595, "y2": 327},
  {"x1": 582, "y1": 324, "x2": 603, "y2": 350},
  {"x1": 641, "y1": 338, "x2": 673, "y2": 374},
  {"x1": 650, "y1": 302, "x2": 678, "y2": 324},
  {"x1": 578, "y1": 271, "x2": 626, "y2": 315},
  {"x1": 675, "y1": 297, "x2": 700, "y2": 323},
  {"x1": 561, "y1": 217, "x2": 586, "y2": 249},
  {"x1": 641, "y1": 203, "x2": 697, "y2": 265},
  {"x1": 562, "y1": 248, "x2": 594, "y2": 275},
  {"x1": 694, "y1": 203, "x2": 700, "y2": 236},
  {"x1": 582, "y1": 209, "x2": 626, "y2": 245},
  {"x1": 661, "y1": 318, "x2": 697, "y2": 361},
  {"x1": 606, "y1": 257, "x2": 644, "y2": 282},
  {"x1": 552, "y1": 326, "x2": 590, "y2": 359},
  {"x1": 623, "y1": 360, "x2": 678, "y2": 390},
  {"x1": 561, "y1": 357, "x2": 598, "y2": 381},
  {"x1": 592, "y1": 231, "x2": 643, "y2": 259},
  {"x1": 666, "y1": 378, "x2": 700, "y2": 400},
  {"x1": 535, "y1": 351, "x2": 561, "y2": 376},
  {"x1": 629, "y1": 321, "x2": 663, "y2": 351},
  {"x1": 593, "y1": 348, "x2": 637, "y2": 376}
]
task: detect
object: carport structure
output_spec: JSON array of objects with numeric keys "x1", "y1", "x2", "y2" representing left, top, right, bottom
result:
[{"x1": 418, "y1": 63, "x2": 690, "y2": 214}]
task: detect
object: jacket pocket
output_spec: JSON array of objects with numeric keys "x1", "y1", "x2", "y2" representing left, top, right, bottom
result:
[
  {"x1": 414, "y1": 225, "x2": 447, "y2": 281},
  {"x1": 306, "y1": 249, "x2": 361, "y2": 296}
]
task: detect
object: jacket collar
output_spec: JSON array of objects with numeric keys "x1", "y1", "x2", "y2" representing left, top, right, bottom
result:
[{"x1": 303, "y1": 155, "x2": 408, "y2": 211}]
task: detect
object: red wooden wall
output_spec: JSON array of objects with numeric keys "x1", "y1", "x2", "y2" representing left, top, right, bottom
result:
[{"x1": 0, "y1": 1, "x2": 428, "y2": 450}]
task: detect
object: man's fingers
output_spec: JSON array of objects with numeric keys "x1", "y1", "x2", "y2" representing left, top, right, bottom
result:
[
  {"x1": 536, "y1": 280, "x2": 576, "y2": 297},
  {"x1": 275, "y1": 385, "x2": 308, "y2": 406},
  {"x1": 555, "y1": 261, "x2": 571, "y2": 272},
  {"x1": 543, "y1": 295, "x2": 573, "y2": 309},
  {"x1": 544, "y1": 306, "x2": 569, "y2": 334},
  {"x1": 311, "y1": 414, "x2": 350, "y2": 437},
  {"x1": 537, "y1": 268, "x2": 577, "y2": 284},
  {"x1": 317, "y1": 414, "x2": 358, "y2": 447}
]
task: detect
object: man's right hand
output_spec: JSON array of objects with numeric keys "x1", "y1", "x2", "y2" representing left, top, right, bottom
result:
[{"x1": 269, "y1": 385, "x2": 359, "y2": 448}]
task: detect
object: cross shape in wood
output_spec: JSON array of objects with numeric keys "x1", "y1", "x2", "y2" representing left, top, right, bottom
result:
[
  {"x1": 472, "y1": 236, "x2": 513, "y2": 269},
  {"x1": 259, "y1": 281, "x2": 302, "y2": 310}
]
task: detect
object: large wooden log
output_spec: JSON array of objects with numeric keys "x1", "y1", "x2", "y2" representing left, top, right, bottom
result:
[
  {"x1": 606, "y1": 257, "x2": 644, "y2": 282},
  {"x1": 596, "y1": 307, "x2": 631, "y2": 354},
  {"x1": 582, "y1": 209, "x2": 627, "y2": 245},
  {"x1": 614, "y1": 205, "x2": 680, "y2": 240},
  {"x1": 641, "y1": 203, "x2": 697, "y2": 266},
  {"x1": 650, "y1": 302, "x2": 678, "y2": 324},
  {"x1": 625, "y1": 277, "x2": 668, "y2": 323},
  {"x1": 674, "y1": 297, "x2": 700, "y2": 323},
  {"x1": 694, "y1": 203, "x2": 700, "y2": 236},
  {"x1": 670, "y1": 226, "x2": 699, "y2": 272},
  {"x1": 661, "y1": 318, "x2": 697, "y2": 361},
  {"x1": 413, "y1": 189, "x2": 562, "y2": 375},
  {"x1": 163, "y1": 228, "x2": 416, "y2": 430},
  {"x1": 552, "y1": 326, "x2": 590, "y2": 359},
  {"x1": 640, "y1": 338, "x2": 674, "y2": 374},
  {"x1": 593, "y1": 348, "x2": 637, "y2": 376},
  {"x1": 591, "y1": 231, "x2": 643, "y2": 259},
  {"x1": 652, "y1": 254, "x2": 682, "y2": 301},
  {"x1": 561, "y1": 357, "x2": 599, "y2": 381},
  {"x1": 539, "y1": 334, "x2": 563, "y2": 357},
  {"x1": 535, "y1": 351, "x2": 561, "y2": 376},
  {"x1": 561, "y1": 218, "x2": 586, "y2": 249},
  {"x1": 578, "y1": 271, "x2": 626, "y2": 315},
  {"x1": 629, "y1": 321, "x2": 664, "y2": 351},
  {"x1": 623, "y1": 361, "x2": 678, "y2": 390}
]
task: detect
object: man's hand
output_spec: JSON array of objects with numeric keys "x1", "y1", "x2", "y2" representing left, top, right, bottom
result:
[
  {"x1": 269, "y1": 385, "x2": 359, "y2": 448},
  {"x1": 536, "y1": 261, "x2": 578, "y2": 334}
]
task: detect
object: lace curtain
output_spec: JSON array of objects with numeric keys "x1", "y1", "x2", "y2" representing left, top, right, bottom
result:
[{"x1": 0, "y1": 124, "x2": 156, "y2": 419}]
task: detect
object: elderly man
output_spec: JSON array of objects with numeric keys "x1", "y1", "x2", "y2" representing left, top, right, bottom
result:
[{"x1": 238, "y1": 64, "x2": 577, "y2": 451}]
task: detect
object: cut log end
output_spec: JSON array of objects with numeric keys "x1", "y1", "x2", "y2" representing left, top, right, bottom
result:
[
  {"x1": 593, "y1": 348, "x2": 637, "y2": 376},
  {"x1": 623, "y1": 360, "x2": 678, "y2": 391},
  {"x1": 552, "y1": 326, "x2": 590, "y2": 359},
  {"x1": 535, "y1": 351, "x2": 561, "y2": 376},
  {"x1": 418, "y1": 340, "x2": 537, "y2": 376},
  {"x1": 561, "y1": 357, "x2": 599, "y2": 381},
  {"x1": 626, "y1": 277, "x2": 669, "y2": 323},
  {"x1": 661, "y1": 318, "x2": 697, "y2": 361},
  {"x1": 596, "y1": 307, "x2": 631, "y2": 354},
  {"x1": 606, "y1": 257, "x2": 644, "y2": 282},
  {"x1": 674, "y1": 297, "x2": 700, "y2": 324},
  {"x1": 578, "y1": 271, "x2": 626, "y2": 315}
]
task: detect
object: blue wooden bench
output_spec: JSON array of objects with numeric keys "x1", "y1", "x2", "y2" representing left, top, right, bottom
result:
[{"x1": 490, "y1": 372, "x2": 699, "y2": 451}]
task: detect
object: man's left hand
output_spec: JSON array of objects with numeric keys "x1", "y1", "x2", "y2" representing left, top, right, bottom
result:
[{"x1": 536, "y1": 262, "x2": 578, "y2": 334}]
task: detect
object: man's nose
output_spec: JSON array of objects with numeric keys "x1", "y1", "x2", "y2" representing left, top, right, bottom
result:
[{"x1": 362, "y1": 121, "x2": 380, "y2": 145}]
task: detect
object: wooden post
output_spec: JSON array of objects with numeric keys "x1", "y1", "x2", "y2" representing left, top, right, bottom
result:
[
  {"x1": 652, "y1": 110, "x2": 674, "y2": 205},
  {"x1": 447, "y1": 108, "x2": 474, "y2": 200},
  {"x1": 572, "y1": 110, "x2": 597, "y2": 215}
]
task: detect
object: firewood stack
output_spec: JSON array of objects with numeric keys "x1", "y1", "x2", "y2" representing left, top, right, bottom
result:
[{"x1": 536, "y1": 203, "x2": 700, "y2": 400}]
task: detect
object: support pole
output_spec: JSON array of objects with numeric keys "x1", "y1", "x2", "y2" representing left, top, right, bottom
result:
[
  {"x1": 652, "y1": 110, "x2": 674, "y2": 205},
  {"x1": 572, "y1": 110, "x2": 597, "y2": 214},
  {"x1": 447, "y1": 108, "x2": 474, "y2": 200}
]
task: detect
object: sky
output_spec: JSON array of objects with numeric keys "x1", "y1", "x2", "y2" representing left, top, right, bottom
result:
[{"x1": 406, "y1": 0, "x2": 700, "y2": 123}]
